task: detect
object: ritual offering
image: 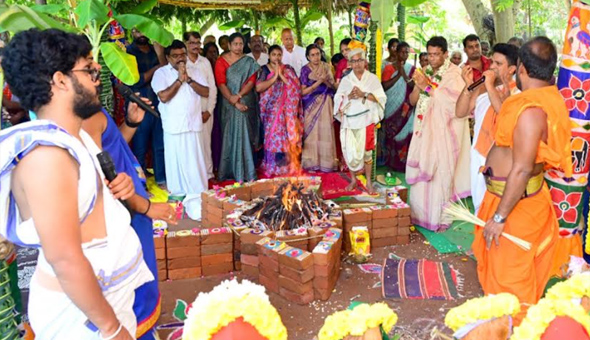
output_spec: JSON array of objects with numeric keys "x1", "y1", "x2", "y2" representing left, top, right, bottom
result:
[
  {"x1": 350, "y1": 226, "x2": 371, "y2": 263},
  {"x1": 182, "y1": 279, "x2": 287, "y2": 340},
  {"x1": 318, "y1": 302, "x2": 398, "y2": 340}
]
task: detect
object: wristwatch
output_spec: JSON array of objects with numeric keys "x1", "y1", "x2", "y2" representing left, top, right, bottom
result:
[
  {"x1": 492, "y1": 213, "x2": 506, "y2": 224},
  {"x1": 187, "y1": 78, "x2": 194, "y2": 85}
]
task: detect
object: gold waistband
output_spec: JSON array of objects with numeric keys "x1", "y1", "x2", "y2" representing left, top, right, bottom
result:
[{"x1": 484, "y1": 172, "x2": 544, "y2": 198}]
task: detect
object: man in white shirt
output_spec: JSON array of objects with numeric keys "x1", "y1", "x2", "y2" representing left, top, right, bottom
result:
[
  {"x1": 152, "y1": 40, "x2": 209, "y2": 220},
  {"x1": 280, "y1": 28, "x2": 307, "y2": 76},
  {"x1": 247, "y1": 34, "x2": 269, "y2": 66},
  {"x1": 184, "y1": 31, "x2": 218, "y2": 179}
]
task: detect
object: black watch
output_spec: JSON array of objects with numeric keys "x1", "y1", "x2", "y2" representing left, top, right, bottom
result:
[
  {"x1": 187, "y1": 78, "x2": 194, "y2": 84},
  {"x1": 125, "y1": 116, "x2": 142, "y2": 128}
]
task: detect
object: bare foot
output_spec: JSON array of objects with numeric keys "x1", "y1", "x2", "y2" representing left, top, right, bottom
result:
[
  {"x1": 345, "y1": 181, "x2": 357, "y2": 192},
  {"x1": 365, "y1": 181, "x2": 376, "y2": 195}
]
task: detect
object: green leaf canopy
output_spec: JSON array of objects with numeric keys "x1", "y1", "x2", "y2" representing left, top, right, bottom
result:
[
  {"x1": 75, "y1": 0, "x2": 110, "y2": 29},
  {"x1": 115, "y1": 13, "x2": 174, "y2": 46},
  {"x1": 100, "y1": 42, "x2": 140, "y2": 85}
]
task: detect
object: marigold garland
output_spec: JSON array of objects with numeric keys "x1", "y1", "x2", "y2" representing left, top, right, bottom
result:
[
  {"x1": 444, "y1": 293, "x2": 520, "y2": 332},
  {"x1": 511, "y1": 298, "x2": 590, "y2": 340},
  {"x1": 545, "y1": 273, "x2": 590, "y2": 301},
  {"x1": 182, "y1": 279, "x2": 287, "y2": 340},
  {"x1": 318, "y1": 302, "x2": 398, "y2": 340}
]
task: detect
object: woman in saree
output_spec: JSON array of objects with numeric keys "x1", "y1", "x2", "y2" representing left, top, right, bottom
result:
[
  {"x1": 255, "y1": 45, "x2": 303, "y2": 176},
  {"x1": 381, "y1": 41, "x2": 416, "y2": 172},
  {"x1": 300, "y1": 44, "x2": 337, "y2": 172},
  {"x1": 214, "y1": 32, "x2": 261, "y2": 182}
]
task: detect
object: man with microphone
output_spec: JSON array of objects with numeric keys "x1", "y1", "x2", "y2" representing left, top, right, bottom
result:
[{"x1": 455, "y1": 43, "x2": 520, "y2": 212}]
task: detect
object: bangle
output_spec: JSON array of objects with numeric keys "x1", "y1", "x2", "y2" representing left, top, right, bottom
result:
[
  {"x1": 424, "y1": 85, "x2": 433, "y2": 94},
  {"x1": 100, "y1": 323, "x2": 123, "y2": 340},
  {"x1": 175, "y1": 79, "x2": 182, "y2": 85},
  {"x1": 187, "y1": 78, "x2": 194, "y2": 84},
  {"x1": 125, "y1": 116, "x2": 141, "y2": 128},
  {"x1": 142, "y1": 199, "x2": 151, "y2": 215},
  {"x1": 237, "y1": 93, "x2": 243, "y2": 99}
]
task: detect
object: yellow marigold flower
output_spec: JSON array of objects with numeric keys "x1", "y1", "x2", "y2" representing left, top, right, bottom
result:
[{"x1": 444, "y1": 293, "x2": 520, "y2": 332}]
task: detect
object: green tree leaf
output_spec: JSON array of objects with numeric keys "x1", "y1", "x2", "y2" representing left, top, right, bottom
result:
[
  {"x1": 115, "y1": 13, "x2": 174, "y2": 46},
  {"x1": 301, "y1": 9, "x2": 323, "y2": 27},
  {"x1": 100, "y1": 42, "x2": 139, "y2": 85},
  {"x1": 400, "y1": 0, "x2": 428, "y2": 6},
  {"x1": 75, "y1": 0, "x2": 110, "y2": 29},
  {"x1": 0, "y1": 5, "x2": 73, "y2": 33},
  {"x1": 218, "y1": 19, "x2": 244, "y2": 31},
  {"x1": 130, "y1": 0, "x2": 158, "y2": 15},
  {"x1": 31, "y1": 4, "x2": 67, "y2": 15},
  {"x1": 370, "y1": 0, "x2": 398, "y2": 32},
  {"x1": 406, "y1": 15, "x2": 429, "y2": 24},
  {"x1": 265, "y1": 16, "x2": 293, "y2": 28}
]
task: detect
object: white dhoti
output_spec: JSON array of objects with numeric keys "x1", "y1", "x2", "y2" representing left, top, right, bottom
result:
[
  {"x1": 341, "y1": 127, "x2": 373, "y2": 172},
  {"x1": 163, "y1": 130, "x2": 208, "y2": 220},
  {"x1": 471, "y1": 93, "x2": 490, "y2": 213},
  {"x1": 203, "y1": 114, "x2": 214, "y2": 179}
]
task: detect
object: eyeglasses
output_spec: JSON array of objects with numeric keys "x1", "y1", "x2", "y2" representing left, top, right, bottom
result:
[
  {"x1": 170, "y1": 53, "x2": 187, "y2": 59},
  {"x1": 350, "y1": 59, "x2": 365, "y2": 64},
  {"x1": 71, "y1": 68, "x2": 100, "y2": 82}
]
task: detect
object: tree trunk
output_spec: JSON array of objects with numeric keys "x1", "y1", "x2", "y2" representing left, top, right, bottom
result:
[
  {"x1": 348, "y1": 5, "x2": 354, "y2": 37},
  {"x1": 251, "y1": 9, "x2": 260, "y2": 34},
  {"x1": 35, "y1": 0, "x2": 47, "y2": 4},
  {"x1": 292, "y1": 0, "x2": 302, "y2": 46},
  {"x1": 397, "y1": 3, "x2": 406, "y2": 41},
  {"x1": 461, "y1": 0, "x2": 494, "y2": 43},
  {"x1": 199, "y1": 16, "x2": 216, "y2": 36},
  {"x1": 327, "y1": 3, "x2": 334, "y2": 55},
  {"x1": 181, "y1": 17, "x2": 187, "y2": 35},
  {"x1": 491, "y1": 0, "x2": 514, "y2": 43}
]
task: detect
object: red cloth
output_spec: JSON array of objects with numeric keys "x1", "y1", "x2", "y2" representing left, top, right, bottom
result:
[
  {"x1": 541, "y1": 316, "x2": 590, "y2": 340},
  {"x1": 335, "y1": 58, "x2": 349, "y2": 81},
  {"x1": 382, "y1": 64, "x2": 396, "y2": 81},
  {"x1": 365, "y1": 123, "x2": 375, "y2": 151},
  {"x1": 214, "y1": 56, "x2": 257, "y2": 86},
  {"x1": 464, "y1": 56, "x2": 491, "y2": 82}
]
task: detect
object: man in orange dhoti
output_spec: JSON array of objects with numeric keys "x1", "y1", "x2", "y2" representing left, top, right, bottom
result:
[{"x1": 473, "y1": 37, "x2": 573, "y2": 323}]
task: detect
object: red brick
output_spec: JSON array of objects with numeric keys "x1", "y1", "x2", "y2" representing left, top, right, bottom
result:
[
  {"x1": 279, "y1": 275, "x2": 313, "y2": 295},
  {"x1": 168, "y1": 267, "x2": 202, "y2": 280},
  {"x1": 259, "y1": 274, "x2": 279, "y2": 294},
  {"x1": 201, "y1": 190, "x2": 215, "y2": 205},
  {"x1": 398, "y1": 216, "x2": 411, "y2": 227},
  {"x1": 155, "y1": 247, "x2": 166, "y2": 260},
  {"x1": 209, "y1": 196, "x2": 228, "y2": 210},
  {"x1": 313, "y1": 241, "x2": 338, "y2": 266},
  {"x1": 372, "y1": 227, "x2": 398, "y2": 239},
  {"x1": 200, "y1": 227, "x2": 233, "y2": 245},
  {"x1": 308, "y1": 226, "x2": 327, "y2": 252},
  {"x1": 314, "y1": 288, "x2": 333, "y2": 301},
  {"x1": 372, "y1": 218, "x2": 398, "y2": 229},
  {"x1": 166, "y1": 230, "x2": 200, "y2": 248},
  {"x1": 314, "y1": 260, "x2": 338, "y2": 278},
  {"x1": 240, "y1": 254, "x2": 259, "y2": 267},
  {"x1": 234, "y1": 261, "x2": 241, "y2": 271},
  {"x1": 278, "y1": 246, "x2": 314, "y2": 270},
  {"x1": 279, "y1": 264, "x2": 314, "y2": 283},
  {"x1": 242, "y1": 264, "x2": 259, "y2": 278},
  {"x1": 398, "y1": 206, "x2": 411, "y2": 217},
  {"x1": 157, "y1": 259, "x2": 166, "y2": 271},
  {"x1": 201, "y1": 243, "x2": 232, "y2": 256},
  {"x1": 313, "y1": 272, "x2": 338, "y2": 290},
  {"x1": 158, "y1": 270, "x2": 167, "y2": 281},
  {"x1": 370, "y1": 205, "x2": 398, "y2": 219},
  {"x1": 241, "y1": 228, "x2": 274, "y2": 244},
  {"x1": 201, "y1": 253, "x2": 233, "y2": 266},
  {"x1": 397, "y1": 235, "x2": 410, "y2": 245},
  {"x1": 256, "y1": 238, "x2": 287, "y2": 260},
  {"x1": 371, "y1": 237, "x2": 397, "y2": 248},
  {"x1": 224, "y1": 186, "x2": 251, "y2": 201},
  {"x1": 167, "y1": 257, "x2": 201, "y2": 270},
  {"x1": 345, "y1": 221, "x2": 372, "y2": 232},
  {"x1": 153, "y1": 236, "x2": 165, "y2": 249},
  {"x1": 398, "y1": 226, "x2": 411, "y2": 236},
  {"x1": 167, "y1": 246, "x2": 200, "y2": 259},
  {"x1": 201, "y1": 219, "x2": 213, "y2": 229},
  {"x1": 259, "y1": 255, "x2": 279, "y2": 272},
  {"x1": 170, "y1": 218, "x2": 201, "y2": 231},
  {"x1": 343, "y1": 208, "x2": 372, "y2": 223},
  {"x1": 202, "y1": 262, "x2": 233, "y2": 276},
  {"x1": 279, "y1": 287, "x2": 314, "y2": 305},
  {"x1": 206, "y1": 214, "x2": 223, "y2": 227}
]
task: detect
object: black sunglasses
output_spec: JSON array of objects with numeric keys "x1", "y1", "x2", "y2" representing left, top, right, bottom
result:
[{"x1": 71, "y1": 68, "x2": 100, "y2": 82}]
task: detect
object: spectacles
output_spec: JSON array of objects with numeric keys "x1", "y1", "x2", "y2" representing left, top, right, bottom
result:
[
  {"x1": 350, "y1": 59, "x2": 365, "y2": 64},
  {"x1": 170, "y1": 53, "x2": 187, "y2": 59},
  {"x1": 71, "y1": 68, "x2": 100, "y2": 82}
]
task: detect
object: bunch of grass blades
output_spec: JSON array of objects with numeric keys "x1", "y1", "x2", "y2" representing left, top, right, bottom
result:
[{"x1": 443, "y1": 201, "x2": 531, "y2": 251}]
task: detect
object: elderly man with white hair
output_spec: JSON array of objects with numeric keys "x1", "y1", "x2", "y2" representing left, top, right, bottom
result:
[{"x1": 334, "y1": 48, "x2": 386, "y2": 194}]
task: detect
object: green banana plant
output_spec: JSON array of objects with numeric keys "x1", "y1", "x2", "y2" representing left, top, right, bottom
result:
[{"x1": 0, "y1": 0, "x2": 174, "y2": 85}]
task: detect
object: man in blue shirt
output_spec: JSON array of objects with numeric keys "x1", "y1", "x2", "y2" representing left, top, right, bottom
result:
[{"x1": 126, "y1": 28, "x2": 167, "y2": 187}]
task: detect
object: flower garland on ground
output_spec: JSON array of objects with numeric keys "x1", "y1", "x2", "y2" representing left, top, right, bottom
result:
[
  {"x1": 182, "y1": 279, "x2": 287, "y2": 340},
  {"x1": 318, "y1": 302, "x2": 398, "y2": 340},
  {"x1": 511, "y1": 298, "x2": 590, "y2": 340},
  {"x1": 414, "y1": 58, "x2": 451, "y2": 137},
  {"x1": 444, "y1": 293, "x2": 520, "y2": 334},
  {"x1": 545, "y1": 273, "x2": 590, "y2": 301}
]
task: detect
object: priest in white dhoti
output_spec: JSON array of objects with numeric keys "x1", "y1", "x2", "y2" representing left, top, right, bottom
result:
[
  {"x1": 334, "y1": 48, "x2": 386, "y2": 194},
  {"x1": 152, "y1": 40, "x2": 209, "y2": 220}
]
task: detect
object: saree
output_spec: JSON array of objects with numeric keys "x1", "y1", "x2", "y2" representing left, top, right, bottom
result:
[
  {"x1": 216, "y1": 56, "x2": 261, "y2": 182},
  {"x1": 258, "y1": 64, "x2": 303, "y2": 176},
  {"x1": 380, "y1": 62, "x2": 416, "y2": 171},
  {"x1": 300, "y1": 63, "x2": 337, "y2": 172}
]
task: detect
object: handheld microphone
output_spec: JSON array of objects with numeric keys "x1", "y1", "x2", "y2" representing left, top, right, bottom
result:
[
  {"x1": 116, "y1": 83, "x2": 160, "y2": 118},
  {"x1": 97, "y1": 151, "x2": 132, "y2": 214},
  {"x1": 467, "y1": 76, "x2": 486, "y2": 92}
]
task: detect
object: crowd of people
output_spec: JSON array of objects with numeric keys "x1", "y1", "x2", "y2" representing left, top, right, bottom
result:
[{"x1": 0, "y1": 21, "x2": 576, "y2": 338}]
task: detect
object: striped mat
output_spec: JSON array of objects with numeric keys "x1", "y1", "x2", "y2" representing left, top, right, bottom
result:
[{"x1": 381, "y1": 258, "x2": 461, "y2": 300}]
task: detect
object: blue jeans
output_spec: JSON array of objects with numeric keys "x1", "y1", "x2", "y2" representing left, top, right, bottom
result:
[{"x1": 132, "y1": 113, "x2": 166, "y2": 184}]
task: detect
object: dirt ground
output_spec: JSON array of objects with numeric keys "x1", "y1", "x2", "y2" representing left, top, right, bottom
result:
[{"x1": 157, "y1": 231, "x2": 483, "y2": 340}]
